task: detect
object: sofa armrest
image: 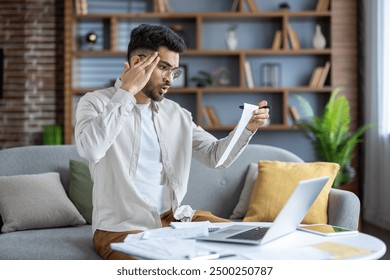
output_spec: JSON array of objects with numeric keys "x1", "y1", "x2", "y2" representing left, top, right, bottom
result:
[{"x1": 327, "y1": 188, "x2": 361, "y2": 230}]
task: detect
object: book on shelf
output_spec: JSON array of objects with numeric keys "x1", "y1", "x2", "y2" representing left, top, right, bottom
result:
[
  {"x1": 308, "y1": 67, "x2": 322, "y2": 87},
  {"x1": 272, "y1": 30, "x2": 282, "y2": 50},
  {"x1": 205, "y1": 106, "x2": 221, "y2": 126},
  {"x1": 164, "y1": 0, "x2": 173, "y2": 12},
  {"x1": 155, "y1": 0, "x2": 163, "y2": 13},
  {"x1": 155, "y1": 0, "x2": 172, "y2": 13},
  {"x1": 288, "y1": 105, "x2": 300, "y2": 124},
  {"x1": 316, "y1": 61, "x2": 331, "y2": 87},
  {"x1": 80, "y1": 0, "x2": 88, "y2": 15},
  {"x1": 231, "y1": 0, "x2": 240, "y2": 12},
  {"x1": 74, "y1": 0, "x2": 80, "y2": 15},
  {"x1": 316, "y1": 0, "x2": 330, "y2": 12},
  {"x1": 287, "y1": 25, "x2": 300, "y2": 50},
  {"x1": 308, "y1": 61, "x2": 331, "y2": 88},
  {"x1": 153, "y1": 0, "x2": 158, "y2": 12},
  {"x1": 244, "y1": 0, "x2": 260, "y2": 13},
  {"x1": 75, "y1": 0, "x2": 88, "y2": 15},
  {"x1": 244, "y1": 60, "x2": 255, "y2": 89}
]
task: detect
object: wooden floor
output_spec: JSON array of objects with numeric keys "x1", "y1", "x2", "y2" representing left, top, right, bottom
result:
[{"x1": 361, "y1": 222, "x2": 390, "y2": 260}]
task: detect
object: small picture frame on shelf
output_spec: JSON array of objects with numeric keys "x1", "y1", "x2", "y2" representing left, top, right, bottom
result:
[{"x1": 171, "y1": 65, "x2": 187, "y2": 88}]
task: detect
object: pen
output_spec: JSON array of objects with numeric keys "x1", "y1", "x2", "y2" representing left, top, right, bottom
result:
[{"x1": 239, "y1": 105, "x2": 272, "y2": 109}]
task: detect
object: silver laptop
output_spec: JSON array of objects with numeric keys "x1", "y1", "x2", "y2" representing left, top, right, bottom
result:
[{"x1": 196, "y1": 176, "x2": 329, "y2": 245}]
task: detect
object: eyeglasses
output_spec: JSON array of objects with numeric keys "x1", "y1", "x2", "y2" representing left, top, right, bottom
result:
[
  {"x1": 159, "y1": 65, "x2": 182, "y2": 80},
  {"x1": 136, "y1": 54, "x2": 182, "y2": 80}
]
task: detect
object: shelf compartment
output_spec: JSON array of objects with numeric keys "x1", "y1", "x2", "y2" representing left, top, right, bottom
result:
[
  {"x1": 85, "y1": 0, "x2": 154, "y2": 14},
  {"x1": 288, "y1": 16, "x2": 331, "y2": 49},
  {"x1": 245, "y1": 54, "x2": 331, "y2": 88},
  {"x1": 74, "y1": 18, "x2": 109, "y2": 51},
  {"x1": 200, "y1": 90, "x2": 284, "y2": 127},
  {"x1": 116, "y1": 17, "x2": 197, "y2": 50},
  {"x1": 179, "y1": 55, "x2": 241, "y2": 88},
  {"x1": 201, "y1": 19, "x2": 282, "y2": 50}
]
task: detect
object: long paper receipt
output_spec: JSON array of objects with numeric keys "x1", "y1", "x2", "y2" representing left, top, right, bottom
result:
[{"x1": 216, "y1": 103, "x2": 259, "y2": 167}]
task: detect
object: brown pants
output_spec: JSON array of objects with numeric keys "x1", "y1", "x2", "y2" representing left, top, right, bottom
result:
[{"x1": 93, "y1": 210, "x2": 230, "y2": 260}]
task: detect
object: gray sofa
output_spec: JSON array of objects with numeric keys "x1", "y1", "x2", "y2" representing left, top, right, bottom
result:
[{"x1": 0, "y1": 144, "x2": 360, "y2": 260}]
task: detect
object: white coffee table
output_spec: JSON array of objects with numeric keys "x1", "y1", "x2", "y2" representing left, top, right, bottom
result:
[{"x1": 196, "y1": 222, "x2": 387, "y2": 260}]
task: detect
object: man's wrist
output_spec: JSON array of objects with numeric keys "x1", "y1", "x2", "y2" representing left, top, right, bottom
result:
[
  {"x1": 245, "y1": 126, "x2": 257, "y2": 134},
  {"x1": 120, "y1": 86, "x2": 137, "y2": 95}
]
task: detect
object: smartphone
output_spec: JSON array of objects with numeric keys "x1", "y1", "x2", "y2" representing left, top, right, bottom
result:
[{"x1": 298, "y1": 224, "x2": 358, "y2": 236}]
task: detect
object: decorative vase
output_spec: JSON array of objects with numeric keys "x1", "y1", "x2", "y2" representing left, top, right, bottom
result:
[
  {"x1": 312, "y1": 24, "x2": 326, "y2": 49},
  {"x1": 261, "y1": 63, "x2": 281, "y2": 87},
  {"x1": 225, "y1": 30, "x2": 238, "y2": 50}
]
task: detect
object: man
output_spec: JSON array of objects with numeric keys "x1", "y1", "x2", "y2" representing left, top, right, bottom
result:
[{"x1": 75, "y1": 24, "x2": 269, "y2": 260}]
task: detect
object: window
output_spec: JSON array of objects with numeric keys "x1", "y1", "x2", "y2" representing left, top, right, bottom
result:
[{"x1": 383, "y1": 0, "x2": 390, "y2": 133}]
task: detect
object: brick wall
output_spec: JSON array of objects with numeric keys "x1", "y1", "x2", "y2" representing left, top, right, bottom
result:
[{"x1": 0, "y1": 0, "x2": 64, "y2": 149}]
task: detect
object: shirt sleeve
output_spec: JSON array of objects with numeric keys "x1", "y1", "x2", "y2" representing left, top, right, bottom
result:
[
  {"x1": 191, "y1": 123, "x2": 255, "y2": 168},
  {"x1": 75, "y1": 88, "x2": 135, "y2": 163}
]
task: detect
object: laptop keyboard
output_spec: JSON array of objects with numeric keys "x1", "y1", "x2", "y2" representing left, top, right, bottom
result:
[{"x1": 227, "y1": 227, "x2": 269, "y2": 241}]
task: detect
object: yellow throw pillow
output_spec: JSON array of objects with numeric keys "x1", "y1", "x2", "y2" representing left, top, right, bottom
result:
[{"x1": 243, "y1": 161, "x2": 340, "y2": 224}]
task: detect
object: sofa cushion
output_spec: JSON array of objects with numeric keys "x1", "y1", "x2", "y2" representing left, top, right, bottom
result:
[
  {"x1": 230, "y1": 163, "x2": 258, "y2": 219},
  {"x1": 0, "y1": 225, "x2": 101, "y2": 260},
  {"x1": 69, "y1": 160, "x2": 93, "y2": 224},
  {"x1": 0, "y1": 172, "x2": 86, "y2": 233},
  {"x1": 243, "y1": 161, "x2": 340, "y2": 224}
]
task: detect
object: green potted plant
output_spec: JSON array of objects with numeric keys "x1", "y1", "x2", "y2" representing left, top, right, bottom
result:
[
  {"x1": 190, "y1": 71, "x2": 213, "y2": 87},
  {"x1": 296, "y1": 88, "x2": 372, "y2": 188}
]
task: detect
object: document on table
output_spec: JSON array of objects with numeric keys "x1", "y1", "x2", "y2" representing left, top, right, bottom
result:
[
  {"x1": 111, "y1": 239, "x2": 236, "y2": 260},
  {"x1": 111, "y1": 239, "x2": 197, "y2": 260},
  {"x1": 170, "y1": 221, "x2": 220, "y2": 232},
  {"x1": 111, "y1": 226, "x2": 236, "y2": 260},
  {"x1": 242, "y1": 242, "x2": 373, "y2": 260},
  {"x1": 124, "y1": 226, "x2": 209, "y2": 241},
  {"x1": 216, "y1": 103, "x2": 259, "y2": 167},
  {"x1": 311, "y1": 241, "x2": 373, "y2": 259}
]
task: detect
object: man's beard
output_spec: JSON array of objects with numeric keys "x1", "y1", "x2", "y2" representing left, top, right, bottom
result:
[{"x1": 142, "y1": 80, "x2": 167, "y2": 102}]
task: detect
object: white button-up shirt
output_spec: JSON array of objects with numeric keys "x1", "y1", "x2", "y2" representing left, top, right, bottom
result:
[{"x1": 75, "y1": 79, "x2": 254, "y2": 233}]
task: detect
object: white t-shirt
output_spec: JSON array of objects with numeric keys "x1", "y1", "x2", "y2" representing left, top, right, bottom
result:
[{"x1": 133, "y1": 103, "x2": 172, "y2": 214}]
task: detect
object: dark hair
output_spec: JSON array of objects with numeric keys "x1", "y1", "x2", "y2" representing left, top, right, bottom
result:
[{"x1": 127, "y1": 24, "x2": 186, "y2": 61}]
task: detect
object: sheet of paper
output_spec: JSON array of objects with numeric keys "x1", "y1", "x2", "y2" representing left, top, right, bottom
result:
[
  {"x1": 111, "y1": 239, "x2": 237, "y2": 260},
  {"x1": 242, "y1": 242, "x2": 373, "y2": 260},
  {"x1": 111, "y1": 239, "x2": 196, "y2": 260},
  {"x1": 311, "y1": 241, "x2": 373, "y2": 259},
  {"x1": 216, "y1": 103, "x2": 259, "y2": 167},
  {"x1": 124, "y1": 226, "x2": 209, "y2": 242},
  {"x1": 170, "y1": 221, "x2": 211, "y2": 228},
  {"x1": 170, "y1": 221, "x2": 220, "y2": 230}
]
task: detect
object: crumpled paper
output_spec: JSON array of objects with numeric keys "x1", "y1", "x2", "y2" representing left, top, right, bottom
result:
[{"x1": 173, "y1": 205, "x2": 196, "y2": 222}]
